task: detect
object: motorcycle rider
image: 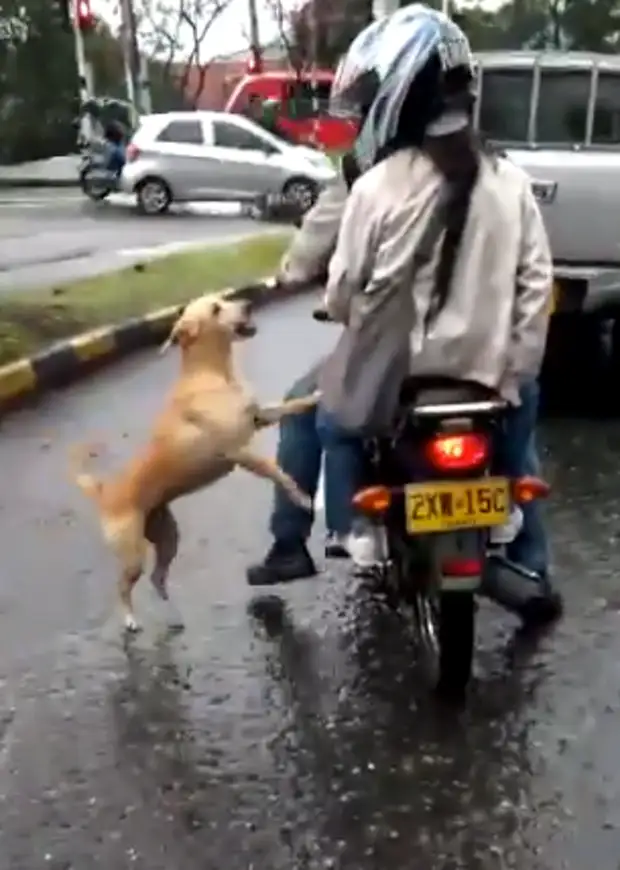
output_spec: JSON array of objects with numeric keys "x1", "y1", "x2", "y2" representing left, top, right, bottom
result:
[
  {"x1": 247, "y1": 6, "x2": 561, "y2": 625},
  {"x1": 103, "y1": 120, "x2": 127, "y2": 176}
]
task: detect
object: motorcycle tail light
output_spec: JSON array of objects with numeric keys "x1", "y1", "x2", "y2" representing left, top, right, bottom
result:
[
  {"x1": 441, "y1": 557, "x2": 483, "y2": 577},
  {"x1": 425, "y1": 432, "x2": 489, "y2": 472},
  {"x1": 126, "y1": 143, "x2": 140, "y2": 162},
  {"x1": 512, "y1": 475, "x2": 550, "y2": 503}
]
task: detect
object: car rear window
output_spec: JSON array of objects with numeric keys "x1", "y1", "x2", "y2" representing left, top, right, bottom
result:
[{"x1": 156, "y1": 120, "x2": 204, "y2": 144}]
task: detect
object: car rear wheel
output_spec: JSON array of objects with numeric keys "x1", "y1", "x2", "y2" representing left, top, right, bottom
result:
[
  {"x1": 282, "y1": 177, "x2": 318, "y2": 215},
  {"x1": 136, "y1": 177, "x2": 172, "y2": 215}
]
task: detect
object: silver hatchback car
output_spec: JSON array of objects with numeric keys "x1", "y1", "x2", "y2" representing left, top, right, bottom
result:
[{"x1": 120, "y1": 110, "x2": 337, "y2": 215}]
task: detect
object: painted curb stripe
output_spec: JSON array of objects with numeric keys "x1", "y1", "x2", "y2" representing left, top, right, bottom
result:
[
  {"x1": 31, "y1": 345, "x2": 82, "y2": 391},
  {"x1": 70, "y1": 329, "x2": 116, "y2": 362},
  {"x1": 113, "y1": 318, "x2": 160, "y2": 353},
  {"x1": 0, "y1": 359, "x2": 37, "y2": 400},
  {"x1": 0, "y1": 281, "x2": 306, "y2": 413}
]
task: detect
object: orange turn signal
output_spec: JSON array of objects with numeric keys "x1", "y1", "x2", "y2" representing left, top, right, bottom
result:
[
  {"x1": 512, "y1": 475, "x2": 550, "y2": 503},
  {"x1": 352, "y1": 485, "x2": 392, "y2": 515}
]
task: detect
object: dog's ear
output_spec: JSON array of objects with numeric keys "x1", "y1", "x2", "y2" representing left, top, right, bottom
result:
[{"x1": 160, "y1": 316, "x2": 200, "y2": 353}]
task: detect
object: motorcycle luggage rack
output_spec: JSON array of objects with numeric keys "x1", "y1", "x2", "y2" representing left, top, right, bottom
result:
[{"x1": 412, "y1": 398, "x2": 507, "y2": 418}]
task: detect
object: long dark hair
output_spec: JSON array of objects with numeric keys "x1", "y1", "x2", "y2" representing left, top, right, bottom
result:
[{"x1": 391, "y1": 54, "x2": 484, "y2": 324}]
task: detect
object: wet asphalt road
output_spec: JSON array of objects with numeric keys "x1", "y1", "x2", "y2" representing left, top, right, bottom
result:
[
  {"x1": 2, "y1": 294, "x2": 620, "y2": 869},
  {"x1": 0, "y1": 191, "x2": 261, "y2": 292}
]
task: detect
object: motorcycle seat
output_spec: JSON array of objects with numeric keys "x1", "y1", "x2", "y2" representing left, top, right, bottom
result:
[{"x1": 400, "y1": 376, "x2": 499, "y2": 408}]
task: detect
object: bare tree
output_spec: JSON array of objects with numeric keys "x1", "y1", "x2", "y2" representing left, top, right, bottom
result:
[
  {"x1": 136, "y1": 0, "x2": 233, "y2": 107},
  {"x1": 263, "y1": 0, "x2": 310, "y2": 76}
]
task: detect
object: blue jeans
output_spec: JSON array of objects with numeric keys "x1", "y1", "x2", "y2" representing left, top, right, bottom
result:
[
  {"x1": 270, "y1": 367, "x2": 322, "y2": 543},
  {"x1": 105, "y1": 141, "x2": 125, "y2": 174},
  {"x1": 499, "y1": 380, "x2": 548, "y2": 577}
]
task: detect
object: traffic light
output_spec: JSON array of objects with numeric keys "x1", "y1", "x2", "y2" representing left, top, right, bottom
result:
[{"x1": 76, "y1": 0, "x2": 95, "y2": 31}]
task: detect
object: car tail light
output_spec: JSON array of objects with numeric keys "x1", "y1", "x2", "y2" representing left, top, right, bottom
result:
[
  {"x1": 425, "y1": 432, "x2": 489, "y2": 472},
  {"x1": 352, "y1": 485, "x2": 392, "y2": 515},
  {"x1": 512, "y1": 475, "x2": 550, "y2": 503},
  {"x1": 126, "y1": 143, "x2": 140, "y2": 162},
  {"x1": 441, "y1": 557, "x2": 483, "y2": 577}
]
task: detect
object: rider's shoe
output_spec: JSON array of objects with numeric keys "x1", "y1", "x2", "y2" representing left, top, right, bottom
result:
[
  {"x1": 246, "y1": 540, "x2": 317, "y2": 586},
  {"x1": 481, "y1": 563, "x2": 563, "y2": 629},
  {"x1": 324, "y1": 532, "x2": 350, "y2": 559},
  {"x1": 346, "y1": 523, "x2": 387, "y2": 577}
]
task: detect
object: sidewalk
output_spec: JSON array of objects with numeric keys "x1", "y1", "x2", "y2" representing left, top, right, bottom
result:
[{"x1": 0, "y1": 155, "x2": 79, "y2": 188}]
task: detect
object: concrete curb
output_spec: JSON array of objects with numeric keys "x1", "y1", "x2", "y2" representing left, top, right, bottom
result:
[{"x1": 0, "y1": 279, "x2": 307, "y2": 416}]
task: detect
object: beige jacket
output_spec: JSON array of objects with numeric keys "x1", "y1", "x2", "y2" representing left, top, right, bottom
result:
[
  {"x1": 278, "y1": 176, "x2": 348, "y2": 285},
  {"x1": 323, "y1": 148, "x2": 553, "y2": 411}
]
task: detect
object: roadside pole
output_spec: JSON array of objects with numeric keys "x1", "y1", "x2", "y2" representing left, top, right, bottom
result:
[
  {"x1": 72, "y1": 11, "x2": 90, "y2": 103},
  {"x1": 248, "y1": 0, "x2": 262, "y2": 71},
  {"x1": 310, "y1": 0, "x2": 319, "y2": 146},
  {"x1": 119, "y1": 0, "x2": 151, "y2": 114}
]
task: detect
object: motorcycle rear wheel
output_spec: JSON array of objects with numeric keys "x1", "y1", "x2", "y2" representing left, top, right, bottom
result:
[
  {"x1": 80, "y1": 170, "x2": 110, "y2": 201},
  {"x1": 435, "y1": 591, "x2": 475, "y2": 698},
  {"x1": 387, "y1": 536, "x2": 476, "y2": 698}
]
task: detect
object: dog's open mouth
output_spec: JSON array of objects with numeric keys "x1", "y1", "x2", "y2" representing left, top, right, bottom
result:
[{"x1": 234, "y1": 321, "x2": 257, "y2": 338}]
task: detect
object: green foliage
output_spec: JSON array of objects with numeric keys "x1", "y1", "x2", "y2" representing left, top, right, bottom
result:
[
  {"x1": 0, "y1": 0, "x2": 78, "y2": 162},
  {"x1": 295, "y1": 0, "x2": 620, "y2": 65}
]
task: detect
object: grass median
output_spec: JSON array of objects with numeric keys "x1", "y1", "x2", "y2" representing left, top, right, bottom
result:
[{"x1": 0, "y1": 232, "x2": 291, "y2": 366}]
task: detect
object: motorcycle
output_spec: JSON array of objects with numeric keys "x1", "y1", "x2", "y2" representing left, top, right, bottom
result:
[
  {"x1": 312, "y1": 307, "x2": 550, "y2": 698},
  {"x1": 79, "y1": 146, "x2": 121, "y2": 202}
]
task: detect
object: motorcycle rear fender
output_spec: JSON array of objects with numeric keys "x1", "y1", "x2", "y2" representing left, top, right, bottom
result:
[{"x1": 422, "y1": 528, "x2": 486, "y2": 593}]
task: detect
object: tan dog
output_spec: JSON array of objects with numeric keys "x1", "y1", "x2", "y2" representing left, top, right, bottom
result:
[{"x1": 71, "y1": 294, "x2": 319, "y2": 633}]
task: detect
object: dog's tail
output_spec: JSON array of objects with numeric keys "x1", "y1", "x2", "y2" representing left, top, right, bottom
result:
[{"x1": 69, "y1": 442, "x2": 106, "y2": 501}]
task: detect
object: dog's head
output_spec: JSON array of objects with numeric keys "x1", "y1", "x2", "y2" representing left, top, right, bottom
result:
[{"x1": 161, "y1": 294, "x2": 257, "y2": 353}]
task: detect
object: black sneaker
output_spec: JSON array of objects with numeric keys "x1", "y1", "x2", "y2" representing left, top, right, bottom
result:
[
  {"x1": 324, "y1": 532, "x2": 350, "y2": 559},
  {"x1": 246, "y1": 541, "x2": 318, "y2": 587}
]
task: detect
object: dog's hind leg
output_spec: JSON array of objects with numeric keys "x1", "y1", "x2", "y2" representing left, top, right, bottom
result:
[
  {"x1": 230, "y1": 449, "x2": 313, "y2": 511},
  {"x1": 145, "y1": 505, "x2": 184, "y2": 630},
  {"x1": 105, "y1": 514, "x2": 148, "y2": 633}
]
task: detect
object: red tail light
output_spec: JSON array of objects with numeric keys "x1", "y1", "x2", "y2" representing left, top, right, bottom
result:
[
  {"x1": 425, "y1": 432, "x2": 489, "y2": 472},
  {"x1": 441, "y1": 557, "x2": 483, "y2": 577},
  {"x1": 126, "y1": 143, "x2": 140, "y2": 162}
]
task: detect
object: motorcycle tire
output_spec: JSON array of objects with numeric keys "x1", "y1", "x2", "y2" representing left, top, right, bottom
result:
[
  {"x1": 435, "y1": 591, "x2": 475, "y2": 700},
  {"x1": 80, "y1": 170, "x2": 110, "y2": 201}
]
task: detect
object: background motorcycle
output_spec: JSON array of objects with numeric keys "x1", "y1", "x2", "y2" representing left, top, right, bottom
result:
[{"x1": 79, "y1": 144, "x2": 120, "y2": 202}]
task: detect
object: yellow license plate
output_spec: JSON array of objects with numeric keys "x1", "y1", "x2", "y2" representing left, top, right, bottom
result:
[
  {"x1": 405, "y1": 477, "x2": 510, "y2": 535},
  {"x1": 549, "y1": 280, "x2": 560, "y2": 315}
]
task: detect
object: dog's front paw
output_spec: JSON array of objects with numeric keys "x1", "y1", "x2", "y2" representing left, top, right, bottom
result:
[
  {"x1": 123, "y1": 614, "x2": 142, "y2": 634},
  {"x1": 296, "y1": 491, "x2": 314, "y2": 512}
]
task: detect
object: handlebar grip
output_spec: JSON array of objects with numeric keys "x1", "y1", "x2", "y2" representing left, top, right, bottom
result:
[{"x1": 312, "y1": 308, "x2": 332, "y2": 322}]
